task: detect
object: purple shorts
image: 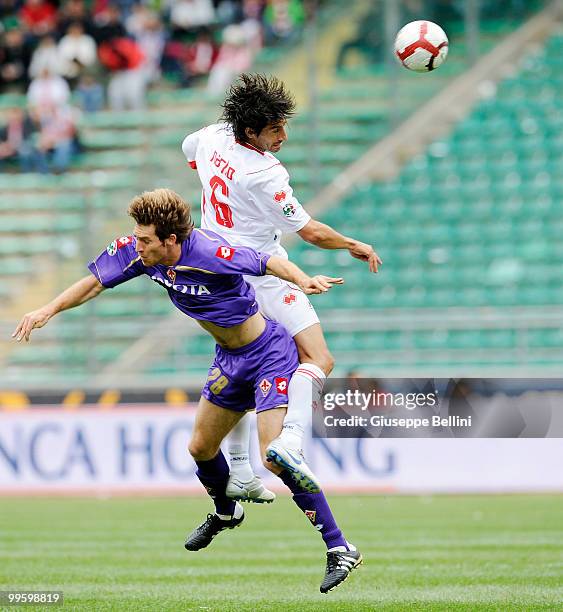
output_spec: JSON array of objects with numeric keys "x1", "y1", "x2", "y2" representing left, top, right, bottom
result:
[{"x1": 201, "y1": 319, "x2": 299, "y2": 413}]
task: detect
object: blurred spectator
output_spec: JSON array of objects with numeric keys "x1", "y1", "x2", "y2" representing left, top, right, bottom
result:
[
  {"x1": 242, "y1": 0, "x2": 266, "y2": 22},
  {"x1": 215, "y1": 0, "x2": 244, "y2": 25},
  {"x1": 133, "y1": 11, "x2": 165, "y2": 84},
  {"x1": 93, "y1": 3, "x2": 127, "y2": 44},
  {"x1": 161, "y1": 26, "x2": 217, "y2": 86},
  {"x1": 57, "y1": 0, "x2": 95, "y2": 38},
  {"x1": 0, "y1": 27, "x2": 32, "y2": 93},
  {"x1": 58, "y1": 22, "x2": 97, "y2": 84},
  {"x1": 263, "y1": 0, "x2": 304, "y2": 46},
  {"x1": 19, "y1": 0, "x2": 58, "y2": 38},
  {"x1": 125, "y1": 3, "x2": 151, "y2": 39},
  {"x1": 0, "y1": 0, "x2": 20, "y2": 30},
  {"x1": 169, "y1": 0, "x2": 215, "y2": 37},
  {"x1": 207, "y1": 21, "x2": 260, "y2": 96},
  {"x1": 99, "y1": 35, "x2": 146, "y2": 109},
  {"x1": 28, "y1": 35, "x2": 63, "y2": 79},
  {"x1": 75, "y1": 72, "x2": 104, "y2": 112},
  {"x1": 35, "y1": 103, "x2": 77, "y2": 173},
  {"x1": 0, "y1": 106, "x2": 40, "y2": 171},
  {"x1": 187, "y1": 28, "x2": 217, "y2": 80},
  {"x1": 27, "y1": 66, "x2": 71, "y2": 108}
]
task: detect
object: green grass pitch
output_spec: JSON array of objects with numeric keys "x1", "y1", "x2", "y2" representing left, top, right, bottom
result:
[{"x1": 1, "y1": 494, "x2": 562, "y2": 611}]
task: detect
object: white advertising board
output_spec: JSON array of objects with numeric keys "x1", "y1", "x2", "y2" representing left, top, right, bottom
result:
[{"x1": 1, "y1": 407, "x2": 562, "y2": 494}]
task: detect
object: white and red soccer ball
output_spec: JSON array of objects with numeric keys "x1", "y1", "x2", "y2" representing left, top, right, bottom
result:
[{"x1": 394, "y1": 20, "x2": 449, "y2": 72}]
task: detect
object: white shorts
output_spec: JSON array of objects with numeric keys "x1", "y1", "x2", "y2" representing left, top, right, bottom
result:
[{"x1": 244, "y1": 274, "x2": 320, "y2": 338}]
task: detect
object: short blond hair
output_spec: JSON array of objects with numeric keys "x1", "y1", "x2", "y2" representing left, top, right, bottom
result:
[{"x1": 128, "y1": 188, "x2": 194, "y2": 243}]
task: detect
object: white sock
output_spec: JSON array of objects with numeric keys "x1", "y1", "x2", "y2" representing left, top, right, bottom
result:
[
  {"x1": 328, "y1": 542, "x2": 356, "y2": 553},
  {"x1": 281, "y1": 363, "x2": 326, "y2": 449},
  {"x1": 217, "y1": 501, "x2": 244, "y2": 521},
  {"x1": 227, "y1": 415, "x2": 255, "y2": 482}
]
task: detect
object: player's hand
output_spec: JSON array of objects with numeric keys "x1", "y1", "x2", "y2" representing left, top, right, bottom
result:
[
  {"x1": 12, "y1": 308, "x2": 53, "y2": 342},
  {"x1": 348, "y1": 241, "x2": 382, "y2": 273},
  {"x1": 299, "y1": 275, "x2": 344, "y2": 294}
]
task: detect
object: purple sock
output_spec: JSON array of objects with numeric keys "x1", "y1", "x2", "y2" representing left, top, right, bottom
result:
[
  {"x1": 195, "y1": 451, "x2": 235, "y2": 516},
  {"x1": 277, "y1": 470, "x2": 348, "y2": 550}
]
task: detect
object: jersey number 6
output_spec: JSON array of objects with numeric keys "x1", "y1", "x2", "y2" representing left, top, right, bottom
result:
[{"x1": 210, "y1": 175, "x2": 234, "y2": 228}]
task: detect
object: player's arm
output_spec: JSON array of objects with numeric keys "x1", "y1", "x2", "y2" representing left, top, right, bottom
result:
[
  {"x1": 266, "y1": 255, "x2": 343, "y2": 295},
  {"x1": 249, "y1": 167, "x2": 382, "y2": 273},
  {"x1": 12, "y1": 274, "x2": 104, "y2": 342},
  {"x1": 297, "y1": 219, "x2": 382, "y2": 273}
]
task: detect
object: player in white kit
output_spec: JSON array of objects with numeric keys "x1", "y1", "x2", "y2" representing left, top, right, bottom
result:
[{"x1": 182, "y1": 74, "x2": 381, "y2": 500}]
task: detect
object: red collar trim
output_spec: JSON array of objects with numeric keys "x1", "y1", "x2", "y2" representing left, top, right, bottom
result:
[{"x1": 236, "y1": 139, "x2": 265, "y2": 156}]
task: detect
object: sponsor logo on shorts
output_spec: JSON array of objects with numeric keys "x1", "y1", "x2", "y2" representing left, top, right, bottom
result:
[
  {"x1": 216, "y1": 246, "x2": 235, "y2": 260},
  {"x1": 274, "y1": 190, "x2": 286, "y2": 202},
  {"x1": 305, "y1": 510, "x2": 316, "y2": 523},
  {"x1": 275, "y1": 377, "x2": 288, "y2": 394},
  {"x1": 259, "y1": 379, "x2": 272, "y2": 396},
  {"x1": 283, "y1": 293, "x2": 296, "y2": 305},
  {"x1": 167, "y1": 268, "x2": 176, "y2": 283}
]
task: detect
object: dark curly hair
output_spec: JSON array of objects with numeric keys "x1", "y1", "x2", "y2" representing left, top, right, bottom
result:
[
  {"x1": 128, "y1": 188, "x2": 194, "y2": 243},
  {"x1": 220, "y1": 73, "x2": 296, "y2": 142}
]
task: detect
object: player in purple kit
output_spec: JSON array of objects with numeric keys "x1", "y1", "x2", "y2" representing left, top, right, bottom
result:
[{"x1": 12, "y1": 188, "x2": 362, "y2": 593}]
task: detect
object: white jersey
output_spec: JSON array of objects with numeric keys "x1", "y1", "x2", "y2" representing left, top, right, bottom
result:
[{"x1": 181, "y1": 123, "x2": 311, "y2": 258}]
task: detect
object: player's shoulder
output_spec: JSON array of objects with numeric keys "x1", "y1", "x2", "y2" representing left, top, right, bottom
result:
[
  {"x1": 182, "y1": 123, "x2": 229, "y2": 149},
  {"x1": 244, "y1": 151, "x2": 288, "y2": 184},
  {"x1": 105, "y1": 234, "x2": 137, "y2": 258},
  {"x1": 190, "y1": 228, "x2": 234, "y2": 256}
]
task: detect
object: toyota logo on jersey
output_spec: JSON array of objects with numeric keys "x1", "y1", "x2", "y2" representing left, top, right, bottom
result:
[
  {"x1": 275, "y1": 377, "x2": 288, "y2": 394},
  {"x1": 216, "y1": 246, "x2": 235, "y2": 260}
]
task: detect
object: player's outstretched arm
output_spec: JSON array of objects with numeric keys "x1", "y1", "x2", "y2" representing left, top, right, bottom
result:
[
  {"x1": 266, "y1": 255, "x2": 343, "y2": 295},
  {"x1": 297, "y1": 219, "x2": 383, "y2": 273},
  {"x1": 12, "y1": 274, "x2": 104, "y2": 342}
]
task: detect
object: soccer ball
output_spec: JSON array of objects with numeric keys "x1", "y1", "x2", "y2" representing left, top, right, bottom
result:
[{"x1": 394, "y1": 20, "x2": 449, "y2": 72}]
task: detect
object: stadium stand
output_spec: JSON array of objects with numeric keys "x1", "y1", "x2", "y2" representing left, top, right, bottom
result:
[{"x1": 1, "y1": 1, "x2": 559, "y2": 386}]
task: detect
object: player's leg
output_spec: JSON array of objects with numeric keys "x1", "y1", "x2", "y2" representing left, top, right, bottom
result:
[
  {"x1": 185, "y1": 395, "x2": 247, "y2": 551},
  {"x1": 277, "y1": 322, "x2": 331, "y2": 448},
  {"x1": 249, "y1": 276, "x2": 331, "y2": 475},
  {"x1": 224, "y1": 411, "x2": 275, "y2": 504},
  {"x1": 257, "y1": 406, "x2": 362, "y2": 593}
]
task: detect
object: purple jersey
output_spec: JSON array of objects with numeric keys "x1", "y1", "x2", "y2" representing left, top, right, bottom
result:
[{"x1": 88, "y1": 228, "x2": 271, "y2": 326}]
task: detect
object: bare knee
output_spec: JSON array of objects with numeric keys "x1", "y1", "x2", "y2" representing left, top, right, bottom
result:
[
  {"x1": 188, "y1": 438, "x2": 219, "y2": 462},
  {"x1": 303, "y1": 348, "x2": 334, "y2": 376}
]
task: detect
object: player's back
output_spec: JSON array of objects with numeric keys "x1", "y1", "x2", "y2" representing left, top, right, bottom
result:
[{"x1": 182, "y1": 123, "x2": 310, "y2": 256}]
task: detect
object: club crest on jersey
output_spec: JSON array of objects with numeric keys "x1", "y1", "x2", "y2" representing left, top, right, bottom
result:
[
  {"x1": 259, "y1": 379, "x2": 272, "y2": 396},
  {"x1": 282, "y1": 202, "x2": 296, "y2": 217},
  {"x1": 274, "y1": 190, "x2": 286, "y2": 202},
  {"x1": 107, "y1": 236, "x2": 132, "y2": 256},
  {"x1": 283, "y1": 293, "x2": 296, "y2": 305},
  {"x1": 216, "y1": 246, "x2": 235, "y2": 260},
  {"x1": 305, "y1": 510, "x2": 316, "y2": 524},
  {"x1": 275, "y1": 377, "x2": 288, "y2": 395},
  {"x1": 167, "y1": 269, "x2": 176, "y2": 283}
]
